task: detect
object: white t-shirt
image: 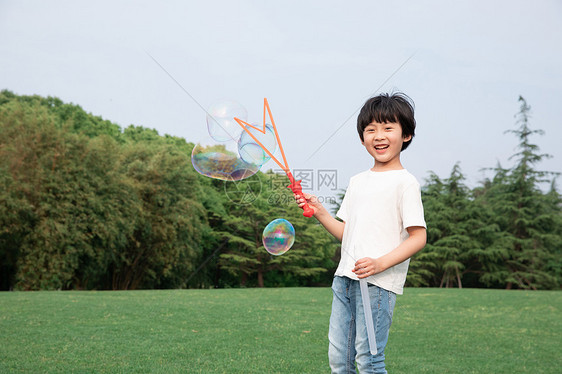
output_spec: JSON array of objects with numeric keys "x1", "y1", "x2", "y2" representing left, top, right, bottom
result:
[{"x1": 335, "y1": 169, "x2": 426, "y2": 295}]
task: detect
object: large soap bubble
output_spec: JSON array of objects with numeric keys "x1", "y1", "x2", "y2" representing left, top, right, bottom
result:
[
  {"x1": 238, "y1": 123, "x2": 277, "y2": 166},
  {"x1": 262, "y1": 218, "x2": 295, "y2": 256},
  {"x1": 193, "y1": 100, "x2": 277, "y2": 181},
  {"x1": 191, "y1": 137, "x2": 260, "y2": 181},
  {"x1": 206, "y1": 100, "x2": 247, "y2": 142}
]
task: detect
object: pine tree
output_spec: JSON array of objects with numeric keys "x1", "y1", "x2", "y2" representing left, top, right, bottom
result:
[
  {"x1": 414, "y1": 164, "x2": 485, "y2": 288},
  {"x1": 477, "y1": 96, "x2": 561, "y2": 290}
]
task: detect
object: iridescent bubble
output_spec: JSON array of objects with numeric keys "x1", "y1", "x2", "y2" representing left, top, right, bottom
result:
[
  {"x1": 206, "y1": 100, "x2": 248, "y2": 142},
  {"x1": 262, "y1": 218, "x2": 295, "y2": 256},
  {"x1": 191, "y1": 136, "x2": 260, "y2": 181},
  {"x1": 238, "y1": 123, "x2": 277, "y2": 166}
]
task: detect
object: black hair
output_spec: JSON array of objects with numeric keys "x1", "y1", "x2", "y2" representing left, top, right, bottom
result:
[{"x1": 357, "y1": 92, "x2": 416, "y2": 151}]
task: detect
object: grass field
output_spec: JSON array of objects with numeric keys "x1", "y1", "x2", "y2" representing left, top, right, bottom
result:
[{"x1": 1, "y1": 288, "x2": 560, "y2": 373}]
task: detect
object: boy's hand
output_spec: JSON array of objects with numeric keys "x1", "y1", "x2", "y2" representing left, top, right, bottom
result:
[
  {"x1": 294, "y1": 192, "x2": 345, "y2": 242},
  {"x1": 353, "y1": 257, "x2": 385, "y2": 278},
  {"x1": 293, "y1": 192, "x2": 323, "y2": 217}
]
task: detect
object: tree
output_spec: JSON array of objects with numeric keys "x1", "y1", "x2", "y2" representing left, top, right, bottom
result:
[
  {"x1": 0, "y1": 89, "x2": 124, "y2": 141},
  {"x1": 218, "y1": 171, "x2": 337, "y2": 287},
  {"x1": 0, "y1": 94, "x2": 210, "y2": 290},
  {"x1": 411, "y1": 164, "x2": 487, "y2": 288},
  {"x1": 108, "y1": 141, "x2": 207, "y2": 289},
  {"x1": 0, "y1": 100, "x2": 131, "y2": 289},
  {"x1": 476, "y1": 96, "x2": 561, "y2": 290}
]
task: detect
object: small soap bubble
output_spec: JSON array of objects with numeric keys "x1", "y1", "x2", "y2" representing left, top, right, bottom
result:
[
  {"x1": 262, "y1": 218, "x2": 295, "y2": 256},
  {"x1": 238, "y1": 123, "x2": 277, "y2": 166},
  {"x1": 191, "y1": 136, "x2": 260, "y2": 181},
  {"x1": 206, "y1": 100, "x2": 247, "y2": 142}
]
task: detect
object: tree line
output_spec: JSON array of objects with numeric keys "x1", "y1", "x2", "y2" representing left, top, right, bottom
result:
[
  {"x1": 0, "y1": 91, "x2": 560, "y2": 290},
  {"x1": 0, "y1": 90, "x2": 337, "y2": 290}
]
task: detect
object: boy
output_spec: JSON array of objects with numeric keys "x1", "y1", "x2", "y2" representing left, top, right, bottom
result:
[{"x1": 295, "y1": 92, "x2": 426, "y2": 373}]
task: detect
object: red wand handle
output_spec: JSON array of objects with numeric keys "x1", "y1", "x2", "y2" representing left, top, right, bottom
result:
[{"x1": 287, "y1": 172, "x2": 314, "y2": 218}]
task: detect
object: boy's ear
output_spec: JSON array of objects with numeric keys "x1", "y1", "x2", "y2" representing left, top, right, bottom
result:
[{"x1": 403, "y1": 134, "x2": 412, "y2": 142}]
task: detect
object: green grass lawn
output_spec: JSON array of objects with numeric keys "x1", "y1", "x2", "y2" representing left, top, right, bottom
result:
[{"x1": 1, "y1": 288, "x2": 560, "y2": 373}]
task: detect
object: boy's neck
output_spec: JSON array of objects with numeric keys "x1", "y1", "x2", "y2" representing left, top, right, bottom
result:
[{"x1": 371, "y1": 159, "x2": 405, "y2": 172}]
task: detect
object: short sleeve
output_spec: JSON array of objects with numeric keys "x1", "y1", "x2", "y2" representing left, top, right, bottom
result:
[
  {"x1": 400, "y1": 182, "x2": 426, "y2": 229},
  {"x1": 336, "y1": 180, "x2": 352, "y2": 222}
]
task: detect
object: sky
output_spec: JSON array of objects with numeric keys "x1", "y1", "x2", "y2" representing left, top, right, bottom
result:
[{"x1": 1, "y1": 0, "x2": 561, "y2": 206}]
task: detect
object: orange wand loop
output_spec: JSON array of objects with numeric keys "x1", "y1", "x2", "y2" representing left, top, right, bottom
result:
[{"x1": 234, "y1": 98, "x2": 314, "y2": 218}]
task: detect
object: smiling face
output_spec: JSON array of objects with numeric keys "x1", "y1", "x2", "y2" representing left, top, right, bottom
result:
[{"x1": 362, "y1": 121, "x2": 412, "y2": 171}]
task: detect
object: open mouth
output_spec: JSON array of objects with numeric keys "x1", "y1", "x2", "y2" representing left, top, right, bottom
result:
[{"x1": 374, "y1": 145, "x2": 389, "y2": 151}]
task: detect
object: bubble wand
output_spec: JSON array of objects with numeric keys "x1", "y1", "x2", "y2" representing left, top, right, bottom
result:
[
  {"x1": 237, "y1": 99, "x2": 377, "y2": 354},
  {"x1": 234, "y1": 98, "x2": 314, "y2": 217}
]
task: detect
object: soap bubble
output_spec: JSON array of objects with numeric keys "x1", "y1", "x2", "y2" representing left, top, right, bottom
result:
[
  {"x1": 262, "y1": 218, "x2": 295, "y2": 256},
  {"x1": 238, "y1": 123, "x2": 277, "y2": 166},
  {"x1": 191, "y1": 136, "x2": 260, "y2": 181},
  {"x1": 193, "y1": 100, "x2": 274, "y2": 181},
  {"x1": 206, "y1": 100, "x2": 247, "y2": 142}
]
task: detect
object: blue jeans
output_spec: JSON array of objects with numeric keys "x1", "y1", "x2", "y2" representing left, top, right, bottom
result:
[{"x1": 328, "y1": 276, "x2": 396, "y2": 374}]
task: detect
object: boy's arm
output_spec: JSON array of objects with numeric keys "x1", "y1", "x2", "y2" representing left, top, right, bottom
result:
[
  {"x1": 353, "y1": 226, "x2": 426, "y2": 278},
  {"x1": 295, "y1": 193, "x2": 345, "y2": 242}
]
